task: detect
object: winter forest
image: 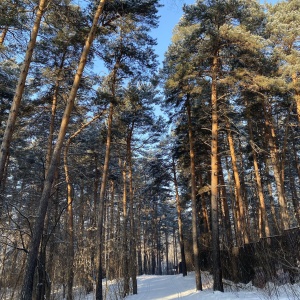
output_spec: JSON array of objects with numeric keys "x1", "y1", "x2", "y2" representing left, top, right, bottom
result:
[{"x1": 0, "y1": 0, "x2": 300, "y2": 299}]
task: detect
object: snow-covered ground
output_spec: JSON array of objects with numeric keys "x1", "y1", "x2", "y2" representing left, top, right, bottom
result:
[
  {"x1": 122, "y1": 272, "x2": 300, "y2": 300},
  {"x1": 5, "y1": 272, "x2": 297, "y2": 299},
  {"x1": 83, "y1": 272, "x2": 300, "y2": 300}
]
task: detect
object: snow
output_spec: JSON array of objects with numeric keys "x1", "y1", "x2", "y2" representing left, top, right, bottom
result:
[
  {"x1": 106, "y1": 272, "x2": 300, "y2": 300},
  {"x1": 28, "y1": 271, "x2": 299, "y2": 300}
]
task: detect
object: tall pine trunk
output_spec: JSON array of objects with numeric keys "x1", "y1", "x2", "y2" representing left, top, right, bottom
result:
[
  {"x1": 64, "y1": 113, "x2": 103, "y2": 299},
  {"x1": 218, "y1": 156, "x2": 233, "y2": 248},
  {"x1": 225, "y1": 118, "x2": 248, "y2": 245},
  {"x1": 246, "y1": 110, "x2": 270, "y2": 238},
  {"x1": 20, "y1": 2, "x2": 107, "y2": 298},
  {"x1": 210, "y1": 54, "x2": 223, "y2": 292},
  {"x1": 128, "y1": 128, "x2": 138, "y2": 294},
  {"x1": 96, "y1": 102, "x2": 114, "y2": 300},
  {"x1": 263, "y1": 98, "x2": 289, "y2": 230},
  {"x1": 45, "y1": 52, "x2": 66, "y2": 176},
  {"x1": 186, "y1": 95, "x2": 202, "y2": 291},
  {"x1": 264, "y1": 159, "x2": 280, "y2": 235},
  {"x1": 0, "y1": 0, "x2": 49, "y2": 186},
  {"x1": 172, "y1": 157, "x2": 187, "y2": 277}
]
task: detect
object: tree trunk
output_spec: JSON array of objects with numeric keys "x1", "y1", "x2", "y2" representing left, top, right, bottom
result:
[
  {"x1": 263, "y1": 99, "x2": 289, "y2": 230},
  {"x1": 218, "y1": 156, "x2": 233, "y2": 248},
  {"x1": 186, "y1": 95, "x2": 202, "y2": 290},
  {"x1": 64, "y1": 113, "x2": 103, "y2": 299},
  {"x1": 20, "y1": 2, "x2": 107, "y2": 298},
  {"x1": 95, "y1": 48, "x2": 122, "y2": 298},
  {"x1": 198, "y1": 173, "x2": 210, "y2": 236},
  {"x1": 165, "y1": 229, "x2": 169, "y2": 275},
  {"x1": 128, "y1": 131, "x2": 138, "y2": 294},
  {"x1": 35, "y1": 244, "x2": 47, "y2": 300},
  {"x1": 96, "y1": 101, "x2": 114, "y2": 300},
  {"x1": 45, "y1": 52, "x2": 66, "y2": 176},
  {"x1": 210, "y1": 54, "x2": 223, "y2": 292},
  {"x1": 225, "y1": 118, "x2": 248, "y2": 245},
  {"x1": 292, "y1": 73, "x2": 300, "y2": 122},
  {"x1": 64, "y1": 142, "x2": 74, "y2": 300},
  {"x1": 287, "y1": 157, "x2": 300, "y2": 225},
  {"x1": 137, "y1": 198, "x2": 143, "y2": 276},
  {"x1": 0, "y1": 26, "x2": 8, "y2": 45},
  {"x1": 246, "y1": 113, "x2": 270, "y2": 238},
  {"x1": 0, "y1": 0, "x2": 49, "y2": 186},
  {"x1": 121, "y1": 159, "x2": 130, "y2": 296},
  {"x1": 224, "y1": 155, "x2": 238, "y2": 245},
  {"x1": 106, "y1": 180, "x2": 115, "y2": 280},
  {"x1": 263, "y1": 160, "x2": 280, "y2": 235},
  {"x1": 172, "y1": 157, "x2": 187, "y2": 277}
]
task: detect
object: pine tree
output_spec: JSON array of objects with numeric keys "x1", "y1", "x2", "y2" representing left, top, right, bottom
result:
[{"x1": 0, "y1": 0, "x2": 49, "y2": 187}]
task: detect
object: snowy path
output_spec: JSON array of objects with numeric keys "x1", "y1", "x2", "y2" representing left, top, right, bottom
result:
[
  {"x1": 125, "y1": 273, "x2": 300, "y2": 300},
  {"x1": 126, "y1": 274, "x2": 199, "y2": 299}
]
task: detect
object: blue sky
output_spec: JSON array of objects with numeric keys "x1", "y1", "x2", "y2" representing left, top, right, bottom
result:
[{"x1": 152, "y1": 0, "x2": 279, "y2": 67}]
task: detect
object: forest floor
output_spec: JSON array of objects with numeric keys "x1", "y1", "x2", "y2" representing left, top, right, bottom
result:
[{"x1": 78, "y1": 271, "x2": 300, "y2": 300}]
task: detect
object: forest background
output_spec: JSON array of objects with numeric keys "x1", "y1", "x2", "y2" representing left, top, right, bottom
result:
[{"x1": 0, "y1": 0, "x2": 300, "y2": 300}]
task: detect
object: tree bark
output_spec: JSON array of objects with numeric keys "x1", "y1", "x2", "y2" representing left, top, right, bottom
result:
[
  {"x1": 210, "y1": 54, "x2": 223, "y2": 292},
  {"x1": 264, "y1": 159, "x2": 280, "y2": 235},
  {"x1": 96, "y1": 102, "x2": 114, "y2": 300},
  {"x1": 287, "y1": 158, "x2": 300, "y2": 225},
  {"x1": 224, "y1": 155, "x2": 238, "y2": 245},
  {"x1": 121, "y1": 159, "x2": 130, "y2": 296},
  {"x1": 20, "y1": 1, "x2": 107, "y2": 298},
  {"x1": 127, "y1": 126, "x2": 138, "y2": 294},
  {"x1": 292, "y1": 73, "x2": 300, "y2": 123},
  {"x1": 45, "y1": 52, "x2": 66, "y2": 176},
  {"x1": 218, "y1": 156, "x2": 233, "y2": 248},
  {"x1": 172, "y1": 157, "x2": 187, "y2": 277},
  {"x1": 225, "y1": 118, "x2": 248, "y2": 245},
  {"x1": 96, "y1": 50, "x2": 121, "y2": 299},
  {"x1": 246, "y1": 113, "x2": 270, "y2": 238},
  {"x1": 0, "y1": 0, "x2": 49, "y2": 187},
  {"x1": 64, "y1": 140, "x2": 75, "y2": 300},
  {"x1": 263, "y1": 99, "x2": 289, "y2": 230},
  {"x1": 186, "y1": 95, "x2": 202, "y2": 290},
  {"x1": 0, "y1": 26, "x2": 8, "y2": 45}
]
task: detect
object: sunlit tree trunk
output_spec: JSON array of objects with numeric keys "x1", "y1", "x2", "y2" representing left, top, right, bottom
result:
[
  {"x1": 20, "y1": 1, "x2": 107, "y2": 298},
  {"x1": 0, "y1": 0, "x2": 49, "y2": 187},
  {"x1": 225, "y1": 118, "x2": 248, "y2": 245},
  {"x1": 210, "y1": 54, "x2": 223, "y2": 292},
  {"x1": 218, "y1": 156, "x2": 233, "y2": 247},
  {"x1": 0, "y1": 26, "x2": 8, "y2": 45},
  {"x1": 45, "y1": 52, "x2": 66, "y2": 176}
]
